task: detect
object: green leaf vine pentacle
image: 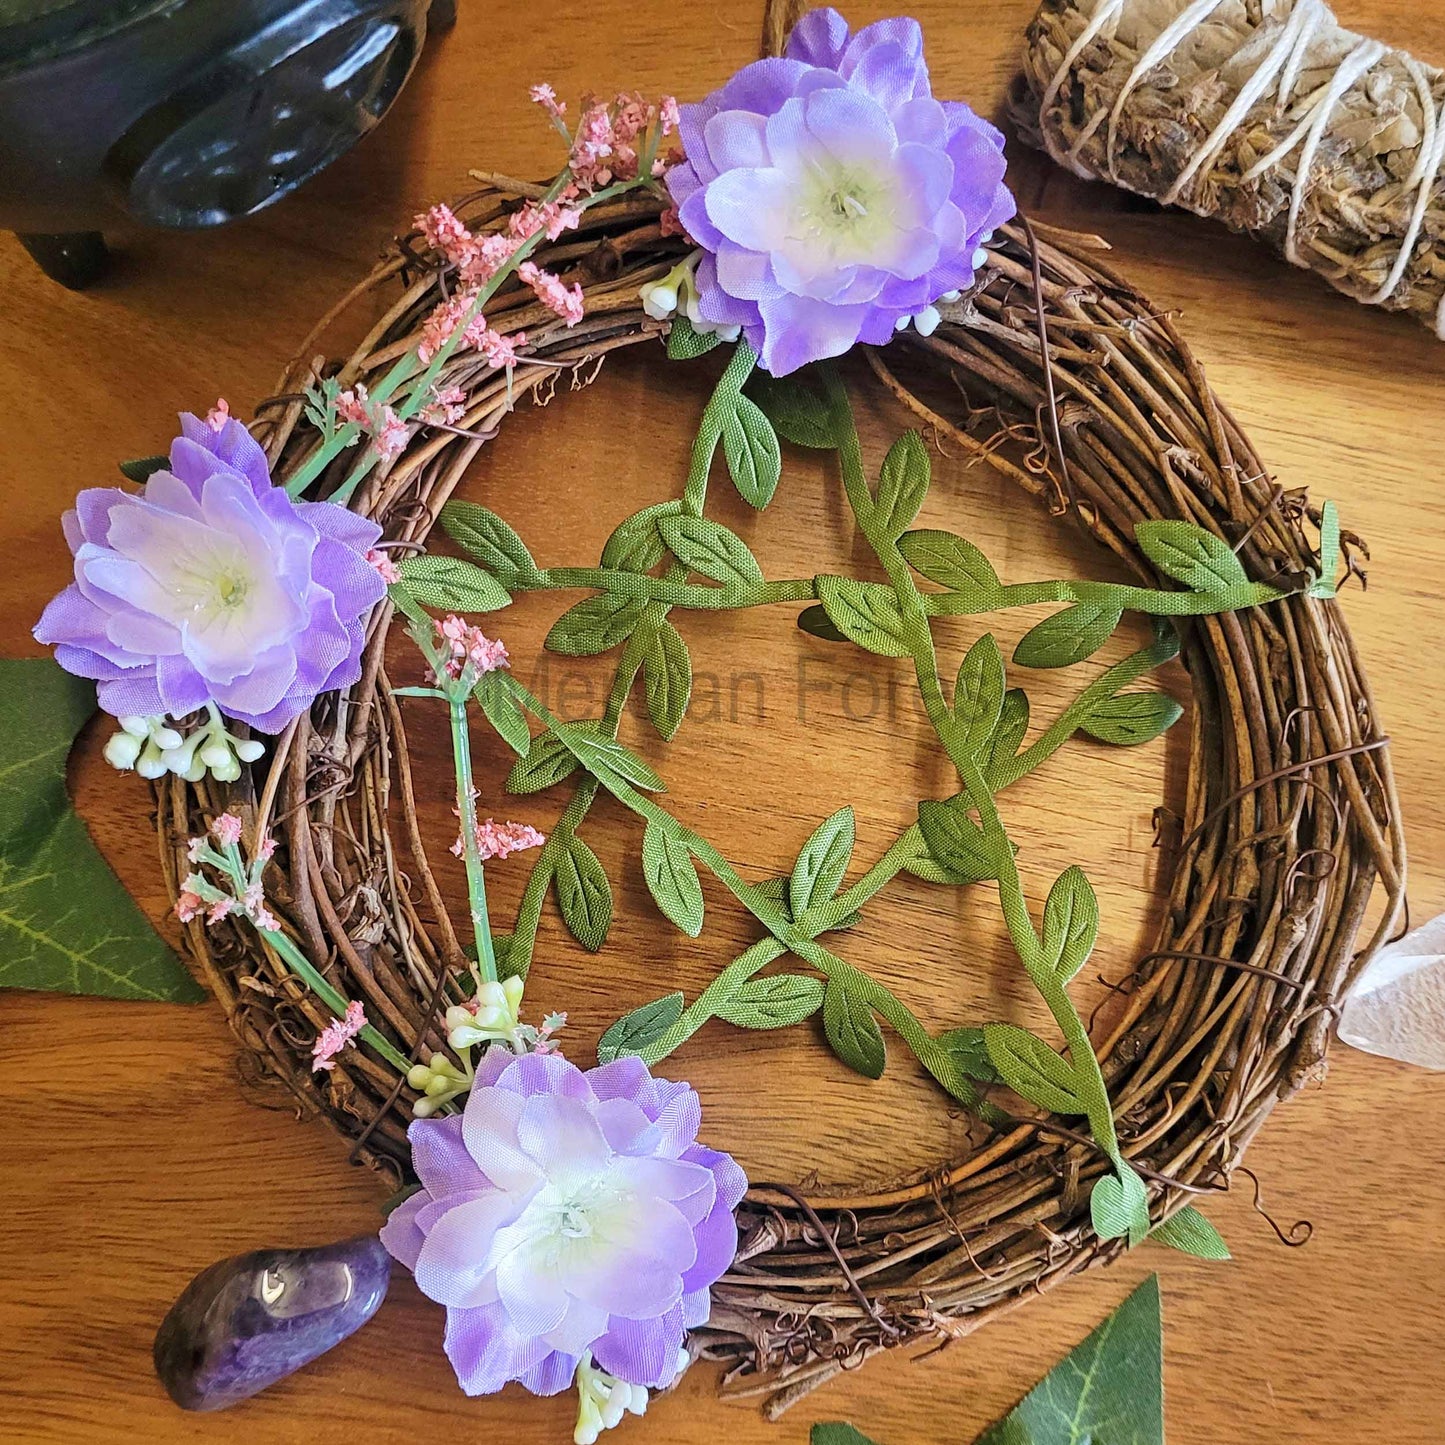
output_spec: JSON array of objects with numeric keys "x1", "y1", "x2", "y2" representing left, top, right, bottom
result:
[{"x1": 391, "y1": 336, "x2": 1342, "y2": 1248}]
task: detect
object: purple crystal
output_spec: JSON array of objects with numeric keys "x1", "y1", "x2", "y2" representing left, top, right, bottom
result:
[{"x1": 154, "y1": 1235, "x2": 390, "y2": 1411}]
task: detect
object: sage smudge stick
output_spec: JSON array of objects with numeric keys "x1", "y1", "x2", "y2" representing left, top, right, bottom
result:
[{"x1": 1017, "y1": 0, "x2": 1445, "y2": 335}]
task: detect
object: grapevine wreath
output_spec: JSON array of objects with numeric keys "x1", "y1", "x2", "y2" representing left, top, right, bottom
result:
[{"x1": 36, "y1": 0, "x2": 1405, "y2": 1431}]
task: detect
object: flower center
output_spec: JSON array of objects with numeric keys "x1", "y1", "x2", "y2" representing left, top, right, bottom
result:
[
  {"x1": 794, "y1": 164, "x2": 895, "y2": 265},
  {"x1": 212, "y1": 571, "x2": 250, "y2": 610}
]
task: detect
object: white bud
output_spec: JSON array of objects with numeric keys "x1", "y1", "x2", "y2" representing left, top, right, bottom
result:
[
  {"x1": 938, "y1": 288, "x2": 961, "y2": 303},
  {"x1": 502, "y1": 974, "x2": 525, "y2": 1013},
  {"x1": 135, "y1": 743, "x2": 168, "y2": 780},
  {"x1": 639, "y1": 282, "x2": 678, "y2": 321},
  {"x1": 972, "y1": 248, "x2": 989, "y2": 269},
  {"x1": 209, "y1": 754, "x2": 242, "y2": 783},
  {"x1": 181, "y1": 753, "x2": 208, "y2": 783},
  {"x1": 406, "y1": 1064, "x2": 432, "y2": 1090},
  {"x1": 234, "y1": 738, "x2": 265, "y2": 763},
  {"x1": 119, "y1": 715, "x2": 151, "y2": 738},
  {"x1": 913, "y1": 305, "x2": 942, "y2": 337},
  {"x1": 893, "y1": 314, "x2": 912, "y2": 333},
  {"x1": 411, "y1": 1096, "x2": 439, "y2": 1118},
  {"x1": 152, "y1": 726, "x2": 184, "y2": 751},
  {"x1": 600, "y1": 1390, "x2": 626, "y2": 1429},
  {"x1": 104, "y1": 731, "x2": 143, "y2": 770},
  {"x1": 199, "y1": 740, "x2": 232, "y2": 769},
  {"x1": 626, "y1": 1382, "x2": 648, "y2": 1416}
]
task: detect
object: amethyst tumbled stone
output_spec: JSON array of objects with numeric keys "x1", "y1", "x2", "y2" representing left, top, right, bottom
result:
[{"x1": 154, "y1": 1235, "x2": 390, "y2": 1411}]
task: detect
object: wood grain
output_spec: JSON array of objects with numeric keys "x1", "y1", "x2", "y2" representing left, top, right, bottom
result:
[{"x1": 1, "y1": 3, "x2": 1443, "y2": 1442}]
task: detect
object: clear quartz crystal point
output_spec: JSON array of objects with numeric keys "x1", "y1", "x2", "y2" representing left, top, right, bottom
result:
[{"x1": 1338, "y1": 912, "x2": 1445, "y2": 1070}]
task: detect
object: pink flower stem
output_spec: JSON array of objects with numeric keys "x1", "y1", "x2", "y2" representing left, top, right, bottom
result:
[{"x1": 449, "y1": 691, "x2": 500, "y2": 985}]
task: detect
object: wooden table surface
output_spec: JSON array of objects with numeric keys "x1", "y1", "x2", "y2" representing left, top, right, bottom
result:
[{"x1": 3, "y1": 2, "x2": 1443, "y2": 1441}]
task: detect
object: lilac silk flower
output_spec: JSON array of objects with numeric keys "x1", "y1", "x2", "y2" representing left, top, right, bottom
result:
[
  {"x1": 381, "y1": 1049, "x2": 747, "y2": 1396},
  {"x1": 34, "y1": 410, "x2": 386, "y2": 733},
  {"x1": 665, "y1": 7, "x2": 1016, "y2": 374}
]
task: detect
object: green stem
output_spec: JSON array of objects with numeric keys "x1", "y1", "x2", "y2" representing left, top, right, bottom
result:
[
  {"x1": 261, "y1": 926, "x2": 413, "y2": 1075},
  {"x1": 450, "y1": 694, "x2": 499, "y2": 984}
]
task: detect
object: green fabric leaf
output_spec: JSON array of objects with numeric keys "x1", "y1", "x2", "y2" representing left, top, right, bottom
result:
[
  {"x1": 658, "y1": 514, "x2": 763, "y2": 586},
  {"x1": 439, "y1": 502, "x2": 537, "y2": 585},
  {"x1": 598, "y1": 992, "x2": 685, "y2": 1062},
  {"x1": 1081, "y1": 692, "x2": 1183, "y2": 746},
  {"x1": 563, "y1": 728, "x2": 665, "y2": 793},
  {"x1": 641, "y1": 819, "x2": 704, "y2": 937},
  {"x1": 716, "y1": 973, "x2": 825, "y2": 1029},
  {"x1": 118, "y1": 455, "x2": 168, "y2": 484},
  {"x1": 983, "y1": 1023, "x2": 1088, "y2": 1115},
  {"x1": 507, "y1": 724, "x2": 594, "y2": 793},
  {"x1": 796, "y1": 603, "x2": 849, "y2": 644},
  {"x1": 0, "y1": 660, "x2": 203, "y2": 1002},
  {"x1": 1150, "y1": 1205, "x2": 1231, "y2": 1259},
  {"x1": 975, "y1": 1275, "x2": 1163, "y2": 1445},
  {"x1": 545, "y1": 593, "x2": 647, "y2": 656},
  {"x1": 873, "y1": 431, "x2": 930, "y2": 539},
  {"x1": 640, "y1": 618, "x2": 692, "y2": 739},
  {"x1": 722, "y1": 395, "x2": 782, "y2": 509},
  {"x1": 1013, "y1": 601, "x2": 1122, "y2": 668},
  {"x1": 553, "y1": 832, "x2": 612, "y2": 952},
  {"x1": 1041, "y1": 865, "x2": 1099, "y2": 984},
  {"x1": 897, "y1": 528, "x2": 1000, "y2": 593},
  {"x1": 917, "y1": 796, "x2": 1002, "y2": 882},
  {"x1": 1309, "y1": 500, "x2": 1341, "y2": 598},
  {"x1": 954, "y1": 633, "x2": 1006, "y2": 753},
  {"x1": 473, "y1": 670, "x2": 530, "y2": 755},
  {"x1": 1135, "y1": 519, "x2": 1249, "y2": 593},
  {"x1": 746, "y1": 372, "x2": 841, "y2": 449},
  {"x1": 395, "y1": 555, "x2": 512, "y2": 612},
  {"x1": 983, "y1": 689, "x2": 1031, "y2": 785},
  {"x1": 789, "y1": 806, "x2": 855, "y2": 916},
  {"x1": 601, "y1": 502, "x2": 682, "y2": 573},
  {"x1": 816, "y1": 576, "x2": 911, "y2": 658},
  {"x1": 811, "y1": 1427, "x2": 880, "y2": 1445},
  {"x1": 1091, "y1": 1165, "x2": 1152, "y2": 1245},
  {"x1": 666, "y1": 315, "x2": 722, "y2": 360},
  {"x1": 823, "y1": 979, "x2": 886, "y2": 1079},
  {"x1": 930, "y1": 1026, "x2": 1000, "y2": 1098}
]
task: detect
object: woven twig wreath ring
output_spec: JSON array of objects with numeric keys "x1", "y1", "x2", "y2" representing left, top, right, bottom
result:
[{"x1": 154, "y1": 42, "x2": 1404, "y2": 1424}]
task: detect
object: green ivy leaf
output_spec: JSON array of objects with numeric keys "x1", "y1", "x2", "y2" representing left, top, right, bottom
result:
[
  {"x1": 716, "y1": 973, "x2": 825, "y2": 1029},
  {"x1": 597, "y1": 992, "x2": 685, "y2": 1062},
  {"x1": 563, "y1": 728, "x2": 666, "y2": 794},
  {"x1": 790, "y1": 806, "x2": 855, "y2": 916},
  {"x1": 982, "y1": 1023, "x2": 1087, "y2": 1115},
  {"x1": 439, "y1": 502, "x2": 538, "y2": 585},
  {"x1": 1013, "y1": 601, "x2": 1122, "y2": 668},
  {"x1": 822, "y1": 979, "x2": 886, "y2": 1079},
  {"x1": 118, "y1": 455, "x2": 169, "y2": 485},
  {"x1": 1149, "y1": 1205, "x2": 1231, "y2": 1260},
  {"x1": 1091, "y1": 1165, "x2": 1151, "y2": 1246},
  {"x1": 394, "y1": 555, "x2": 512, "y2": 612},
  {"x1": 1040, "y1": 865, "x2": 1099, "y2": 984},
  {"x1": 873, "y1": 431, "x2": 930, "y2": 540},
  {"x1": 640, "y1": 618, "x2": 692, "y2": 739},
  {"x1": 1135, "y1": 519, "x2": 1248, "y2": 593},
  {"x1": 507, "y1": 724, "x2": 596, "y2": 793},
  {"x1": 954, "y1": 633, "x2": 1006, "y2": 753},
  {"x1": 666, "y1": 315, "x2": 722, "y2": 360},
  {"x1": 1081, "y1": 691, "x2": 1183, "y2": 746},
  {"x1": 723, "y1": 395, "x2": 782, "y2": 509},
  {"x1": 0, "y1": 660, "x2": 204, "y2": 1002},
  {"x1": 811, "y1": 1427, "x2": 880, "y2": 1445},
  {"x1": 746, "y1": 371, "x2": 840, "y2": 450},
  {"x1": 896, "y1": 528, "x2": 1000, "y2": 594},
  {"x1": 1309, "y1": 500, "x2": 1341, "y2": 598},
  {"x1": 545, "y1": 593, "x2": 647, "y2": 656},
  {"x1": 601, "y1": 502, "x2": 682, "y2": 573},
  {"x1": 816, "y1": 576, "x2": 911, "y2": 658},
  {"x1": 658, "y1": 514, "x2": 764, "y2": 586},
  {"x1": 975, "y1": 1276, "x2": 1163, "y2": 1445},
  {"x1": 641, "y1": 819, "x2": 704, "y2": 937},
  {"x1": 983, "y1": 688, "x2": 1030, "y2": 785},
  {"x1": 929, "y1": 1025, "x2": 1001, "y2": 1100},
  {"x1": 553, "y1": 832, "x2": 612, "y2": 952},
  {"x1": 917, "y1": 796, "x2": 1002, "y2": 882},
  {"x1": 796, "y1": 603, "x2": 849, "y2": 644},
  {"x1": 473, "y1": 670, "x2": 530, "y2": 755}
]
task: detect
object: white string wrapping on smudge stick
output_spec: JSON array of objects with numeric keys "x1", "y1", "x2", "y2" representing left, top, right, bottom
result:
[{"x1": 1018, "y1": 0, "x2": 1445, "y2": 337}]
